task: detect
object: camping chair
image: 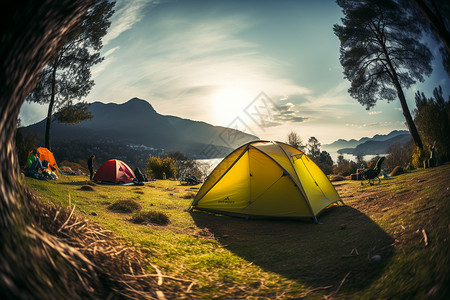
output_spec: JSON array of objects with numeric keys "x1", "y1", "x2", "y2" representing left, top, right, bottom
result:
[{"x1": 361, "y1": 157, "x2": 385, "y2": 186}]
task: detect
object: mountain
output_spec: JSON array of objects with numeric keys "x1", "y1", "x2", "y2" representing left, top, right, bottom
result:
[
  {"x1": 336, "y1": 132, "x2": 411, "y2": 156},
  {"x1": 22, "y1": 98, "x2": 259, "y2": 165},
  {"x1": 322, "y1": 130, "x2": 409, "y2": 153}
]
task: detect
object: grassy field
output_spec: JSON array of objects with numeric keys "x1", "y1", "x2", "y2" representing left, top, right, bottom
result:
[{"x1": 25, "y1": 164, "x2": 450, "y2": 299}]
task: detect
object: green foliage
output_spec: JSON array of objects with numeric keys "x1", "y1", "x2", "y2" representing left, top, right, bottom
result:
[
  {"x1": 412, "y1": 145, "x2": 431, "y2": 169},
  {"x1": 131, "y1": 210, "x2": 170, "y2": 226},
  {"x1": 25, "y1": 0, "x2": 115, "y2": 148},
  {"x1": 304, "y1": 137, "x2": 333, "y2": 175},
  {"x1": 54, "y1": 102, "x2": 93, "y2": 124},
  {"x1": 108, "y1": 199, "x2": 142, "y2": 213},
  {"x1": 146, "y1": 156, "x2": 177, "y2": 179},
  {"x1": 316, "y1": 151, "x2": 334, "y2": 175},
  {"x1": 414, "y1": 86, "x2": 450, "y2": 162}
]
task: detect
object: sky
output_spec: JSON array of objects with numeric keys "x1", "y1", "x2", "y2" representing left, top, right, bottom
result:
[{"x1": 20, "y1": 0, "x2": 450, "y2": 146}]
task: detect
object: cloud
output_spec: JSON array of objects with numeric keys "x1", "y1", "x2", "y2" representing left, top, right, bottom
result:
[
  {"x1": 102, "y1": 0, "x2": 149, "y2": 46},
  {"x1": 345, "y1": 121, "x2": 405, "y2": 128},
  {"x1": 92, "y1": 46, "x2": 120, "y2": 77},
  {"x1": 368, "y1": 111, "x2": 382, "y2": 115},
  {"x1": 88, "y1": 12, "x2": 311, "y2": 123}
]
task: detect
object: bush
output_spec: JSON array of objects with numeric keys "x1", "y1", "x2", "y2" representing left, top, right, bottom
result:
[
  {"x1": 108, "y1": 199, "x2": 142, "y2": 213},
  {"x1": 131, "y1": 210, "x2": 170, "y2": 226},
  {"x1": 412, "y1": 145, "x2": 431, "y2": 169},
  {"x1": 333, "y1": 157, "x2": 358, "y2": 176},
  {"x1": 384, "y1": 141, "x2": 413, "y2": 172},
  {"x1": 146, "y1": 156, "x2": 177, "y2": 179},
  {"x1": 181, "y1": 192, "x2": 196, "y2": 199}
]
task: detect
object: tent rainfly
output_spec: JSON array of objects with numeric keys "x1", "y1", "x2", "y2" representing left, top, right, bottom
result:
[
  {"x1": 188, "y1": 141, "x2": 342, "y2": 221},
  {"x1": 27, "y1": 147, "x2": 59, "y2": 175},
  {"x1": 93, "y1": 159, "x2": 136, "y2": 184}
]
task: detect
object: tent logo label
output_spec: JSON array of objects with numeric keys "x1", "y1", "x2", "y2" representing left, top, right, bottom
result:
[{"x1": 218, "y1": 196, "x2": 233, "y2": 204}]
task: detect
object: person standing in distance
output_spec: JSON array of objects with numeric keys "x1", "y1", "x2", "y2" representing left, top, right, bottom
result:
[{"x1": 88, "y1": 154, "x2": 95, "y2": 180}]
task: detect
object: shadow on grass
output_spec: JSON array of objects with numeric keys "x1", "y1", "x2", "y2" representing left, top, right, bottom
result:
[{"x1": 191, "y1": 206, "x2": 394, "y2": 289}]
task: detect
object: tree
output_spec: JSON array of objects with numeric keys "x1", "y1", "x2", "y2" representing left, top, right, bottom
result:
[
  {"x1": 414, "y1": 86, "x2": 450, "y2": 161},
  {"x1": 25, "y1": 0, "x2": 115, "y2": 149},
  {"x1": 287, "y1": 131, "x2": 306, "y2": 151},
  {"x1": 307, "y1": 137, "x2": 321, "y2": 160},
  {"x1": 316, "y1": 150, "x2": 334, "y2": 175},
  {"x1": 166, "y1": 151, "x2": 202, "y2": 180},
  {"x1": 413, "y1": 0, "x2": 450, "y2": 72},
  {"x1": 334, "y1": 0, "x2": 433, "y2": 151}
]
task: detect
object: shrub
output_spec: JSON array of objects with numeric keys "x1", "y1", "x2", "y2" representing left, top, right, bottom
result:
[
  {"x1": 384, "y1": 141, "x2": 413, "y2": 172},
  {"x1": 108, "y1": 199, "x2": 142, "y2": 213},
  {"x1": 80, "y1": 185, "x2": 95, "y2": 191},
  {"x1": 146, "y1": 156, "x2": 177, "y2": 179},
  {"x1": 131, "y1": 210, "x2": 170, "y2": 226},
  {"x1": 412, "y1": 145, "x2": 430, "y2": 169},
  {"x1": 181, "y1": 192, "x2": 196, "y2": 199}
]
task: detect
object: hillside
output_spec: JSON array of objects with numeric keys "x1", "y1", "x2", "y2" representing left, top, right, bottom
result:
[
  {"x1": 24, "y1": 164, "x2": 450, "y2": 299},
  {"x1": 322, "y1": 130, "x2": 411, "y2": 155},
  {"x1": 21, "y1": 98, "x2": 258, "y2": 166}
]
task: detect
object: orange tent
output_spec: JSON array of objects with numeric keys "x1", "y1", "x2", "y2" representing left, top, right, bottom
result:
[{"x1": 27, "y1": 147, "x2": 60, "y2": 175}]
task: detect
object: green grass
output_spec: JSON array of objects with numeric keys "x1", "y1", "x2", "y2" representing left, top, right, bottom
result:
[{"x1": 25, "y1": 164, "x2": 450, "y2": 299}]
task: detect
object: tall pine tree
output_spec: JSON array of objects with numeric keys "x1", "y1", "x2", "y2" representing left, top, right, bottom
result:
[
  {"x1": 334, "y1": 0, "x2": 433, "y2": 151},
  {"x1": 25, "y1": 0, "x2": 115, "y2": 149}
]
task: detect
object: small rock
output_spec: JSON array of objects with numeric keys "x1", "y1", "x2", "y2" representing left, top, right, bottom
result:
[
  {"x1": 89, "y1": 212, "x2": 98, "y2": 216},
  {"x1": 371, "y1": 255, "x2": 381, "y2": 262},
  {"x1": 340, "y1": 224, "x2": 347, "y2": 230}
]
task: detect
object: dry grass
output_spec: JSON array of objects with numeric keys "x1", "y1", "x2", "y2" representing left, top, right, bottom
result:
[
  {"x1": 131, "y1": 211, "x2": 170, "y2": 226},
  {"x1": 21, "y1": 189, "x2": 192, "y2": 299},
  {"x1": 80, "y1": 185, "x2": 95, "y2": 191},
  {"x1": 181, "y1": 192, "x2": 196, "y2": 199},
  {"x1": 108, "y1": 199, "x2": 142, "y2": 213}
]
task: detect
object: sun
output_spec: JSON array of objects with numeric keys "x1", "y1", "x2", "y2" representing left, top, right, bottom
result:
[{"x1": 213, "y1": 87, "x2": 253, "y2": 126}]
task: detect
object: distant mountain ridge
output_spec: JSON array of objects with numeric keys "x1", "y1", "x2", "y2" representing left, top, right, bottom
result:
[
  {"x1": 22, "y1": 98, "x2": 258, "y2": 159},
  {"x1": 322, "y1": 130, "x2": 411, "y2": 156}
]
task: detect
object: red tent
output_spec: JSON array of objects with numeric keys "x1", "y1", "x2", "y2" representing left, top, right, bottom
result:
[{"x1": 93, "y1": 159, "x2": 136, "y2": 184}]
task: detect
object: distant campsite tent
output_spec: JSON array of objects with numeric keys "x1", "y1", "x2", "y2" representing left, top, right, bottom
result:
[
  {"x1": 93, "y1": 159, "x2": 136, "y2": 184},
  {"x1": 188, "y1": 141, "x2": 341, "y2": 220},
  {"x1": 27, "y1": 147, "x2": 59, "y2": 175}
]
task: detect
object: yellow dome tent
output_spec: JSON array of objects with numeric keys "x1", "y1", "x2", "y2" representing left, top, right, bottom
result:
[{"x1": 188, "y1": 141, "x2": 342, "y2": 221}]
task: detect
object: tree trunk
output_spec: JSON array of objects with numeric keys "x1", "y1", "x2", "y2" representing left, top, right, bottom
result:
[
  {"x1": 0, "y1": 1, "x2": 93, "y2": 295},
  {"x1": 379, "y1": 34, "x2": 424, "y2": 151},
  {"x1": 395, "y1": 83, "x2": 424, "y2": 151},
  {"x1": 45, "y1": 65, "x2": 58, "y2": 150}
]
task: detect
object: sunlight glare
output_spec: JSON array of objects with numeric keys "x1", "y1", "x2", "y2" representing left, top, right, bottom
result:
[{"x1": 213, "y1": 87, "x2": 253, "y2": 126}]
